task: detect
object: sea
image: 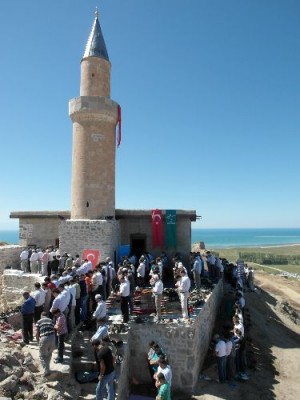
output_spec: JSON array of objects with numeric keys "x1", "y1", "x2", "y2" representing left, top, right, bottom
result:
[{"x1": 1, "y1": 228, "x2": 300, "y2": 249}]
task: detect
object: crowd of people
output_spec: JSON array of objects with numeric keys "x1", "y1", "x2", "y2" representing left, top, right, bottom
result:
[
  {"x1": 148, "y1": 341, "x2": 172, "y2": 400},
  {"x1": 18, "y1": 246, "x2": 255, "y2": 398},
  {"x1": 212, "y1": 258, "x2": 255, "y2": 385}
]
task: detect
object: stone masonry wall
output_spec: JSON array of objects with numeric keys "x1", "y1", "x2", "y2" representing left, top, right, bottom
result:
[
  {"x1": 0, "y1": 245, "x2": 24, "y2": 273},
  {"x1": 1, "y1": 270, "x2": 44, "y2": 312},
  {"x1": 59, "y1": 219, "x2": 120, "y2": 261},
  {"x1": 19, "y1": 218, "x2": 61, "y2": 248},
  {"x1": 127, "y1": 280, "x2": 223, "y2": 397},
  {"x1": 119, "y1": 217, "x2": 192, "y2": 263}
]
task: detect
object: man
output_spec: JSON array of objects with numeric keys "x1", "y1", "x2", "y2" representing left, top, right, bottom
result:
[
  {"x1": 214, "y1": 334, "x2": 227, "y2": 383},
  {"x1": 96, "y1": 338, "x2": 116, "y2": 400},
  {"x1": 30, "y1": 249, "x2": 39, "y2": 274},
  {"x1": 71, "y1": 276, "x2": 81, "y2": 325},
  {"x1": 176, "y1": 268, "x2": 191, "y2": 319},
  {"x1": 118, "y1": 276, "x2": 130, "y2": 323},
  {"x1": 104, "y1": 257, "x2": 114, "y2": 299},
  {"x1": 20, "y1": 291, "x2": 35, "y2": 344},
  {"x1": 40, "y1": 249, "x2": 49, "y2": 276},
  {"x1": 137, "y1": 257, "x2": 146, "y2": 287},
  {"x1": 42, "y1": 282, "x2": 52, "y2": 315},
  {"x1": 79, "y1": 274, "x2": 88, "y2": 322},
  {"x1": 248, "y1": 267, "x2": 255, "y2": 292},
  {"x1": 36, "y1": 311, "x2": 56, "y2": 376},
  {"x1": 31, "y1": 282, "x2": 46, "y2": 323},
  {"x1": 191, "y1": 254, "x2": 201, "y2": 292},
  {"x1": 206, "y1": 251, "x2": 216, "y2": 280},
  {"x1": 91, "y1": 318, "x2": 109, "y2": 343},
  {"x1": 155, "y1": 372, "x2": 171, "y2": 400},
  {"x1": 151, "y1": 274, "x2": 164, "y2": 320},
  {"x1": 154, "y1": 356, "x2": 172, "y2": 387},
  {"x1": 52, "y1": 308, "x2": 67, "y2": 363},
  {"x1": 65, "y1": 280, "x2": 76, "y2": 331},
  {"x1": 20, "y1": 248, "x2": 29, "y2": 272},
  {"x1": 93, "y1": 295, "x2": 107, "y2": 324}
]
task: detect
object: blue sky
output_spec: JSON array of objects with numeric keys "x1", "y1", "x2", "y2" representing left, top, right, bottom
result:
[{"x1": 0, "y1": 0, "x2": 299, "y2": 230}]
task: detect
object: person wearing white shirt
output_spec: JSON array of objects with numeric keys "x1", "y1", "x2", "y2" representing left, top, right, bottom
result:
[
  {"x1": 50, "y1": 289, "x2": 63, "y2": 314},
  {"x1": 41, "y1": 250, "x2": 49, "y2": 277},
  {"x1": 206, "y1": 251, "x2": 216, "y2": 280},
  {"x1": 91, "y1": 318, "x2": 108, "y2": 342},
  {"x1": 214, "y1": 334, "x2": 227, "y2": 383},
  {"x1": 191, "y1": 255, "x2": 201, "y2": 292},
  {"x1": 151, "y1": 275, "x2": 164, "y2": 320},
  {"x1": 176, "y1": 268, "x2": 191, "y2": 319},
  {"x1": 137, "y1": 259, "x2": 146, "y2": 287},
  {"x1": 118, "y1": 277, "x2": 130, "y2": 323},
  {"x1": 155, "y1": 356, "x2": 172, "y2": 387},
  {"x1": 30, "y1": 250, "x2": 39, "y2": 274},
  {"x1": 93, "y1": 294, "x2": 107, "y2": 323},
  {"x1": 31, "y1": 282, "x2": 46, "y2": 322},
  {"x1": 20, "y1": 249, "x2": 29, "y2": 272},
  {"x1": 65, "y1": 282, "x2": 76, "y2": 330}
]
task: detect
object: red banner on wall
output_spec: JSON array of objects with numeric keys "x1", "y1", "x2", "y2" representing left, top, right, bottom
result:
[
  {"x1": 152, "y1": 209, "x2": 164, "y2": 248},
  {"x1": 82, "y1": 249, "x2": 100, "y2": 269}
]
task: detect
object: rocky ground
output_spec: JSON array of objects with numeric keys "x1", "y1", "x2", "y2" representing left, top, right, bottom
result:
[{"x1": 1, "y1": 272, "x2": 299, "y2": 400}]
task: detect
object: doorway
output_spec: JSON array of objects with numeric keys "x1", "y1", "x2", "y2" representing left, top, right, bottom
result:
[{"x1": 130, "y1": 234, "x2": 147, "y2": 260}]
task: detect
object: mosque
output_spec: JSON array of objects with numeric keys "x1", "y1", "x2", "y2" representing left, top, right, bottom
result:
[{"x1": 10, "y1": 10, "x2": 197, "y2": 264}]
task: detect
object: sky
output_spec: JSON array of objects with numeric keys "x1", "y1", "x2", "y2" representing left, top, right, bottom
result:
[{"x1": 0, "y1": 0, "x2": 299, "y2": 231}]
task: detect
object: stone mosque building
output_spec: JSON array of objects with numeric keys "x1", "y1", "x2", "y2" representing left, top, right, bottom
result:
[
  {"x1": 10, "y1": 10, "x2": 197, "y2": 264},
  {"x1": 1, "y1": 13, "x2": 225, "y2": 398}
]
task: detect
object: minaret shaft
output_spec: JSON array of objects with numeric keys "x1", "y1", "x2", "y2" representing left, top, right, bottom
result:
[{"x1": 69, "y1": 14, "x2": 117, "y2": 220}]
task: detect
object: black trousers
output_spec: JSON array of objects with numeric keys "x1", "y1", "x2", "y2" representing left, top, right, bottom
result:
[
  {"x1": 34, "y1": 305, "x2": 44, "y2": 323},
  {"x1": 120, "y1": 296, "x2": 129, "y2": 323},
  {"x1": 22, "y1": 314, "x2": 34, "y2": 343}
]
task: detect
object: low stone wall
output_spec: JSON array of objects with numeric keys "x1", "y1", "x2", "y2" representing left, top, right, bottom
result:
[
  {"x1": 127, "y1": 280, "x2": 223, "y2": 397},
  {"x1": 0, "y1": 245, "x2": 24, "y2": 273},
  {"x1": 0, "y1": 270, "x2": 44, "y2": 312}
]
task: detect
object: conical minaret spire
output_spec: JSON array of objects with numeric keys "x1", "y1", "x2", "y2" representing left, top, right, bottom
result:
[{"x1": 83, "y1": 7, "x2": 109, "y2": 61}]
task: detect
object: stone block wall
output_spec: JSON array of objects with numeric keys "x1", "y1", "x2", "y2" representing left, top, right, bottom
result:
[
  {"x1": 1, "y1": 270, "x2": 44, "y2": 312},
  {"x1": 119, "y1": 216, "x2": 192, "y2": 262},
  {"x1": 19, "y1": 217, "x2": 61, "y2": 248},
  {"x1": 59, "y1": 219, "x2": 120, "y2": 261},
  {"x1": 0, "y1": 245, "x2": 24, "y2": 273},
  {"x1": 126, "y1": 280, "x2": 223, "y2": 397}
]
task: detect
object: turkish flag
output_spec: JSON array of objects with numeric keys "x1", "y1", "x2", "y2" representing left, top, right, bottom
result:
[
  {"x1": 82, "y1": 249, "x2": 100, "y2": 269},
  {"x1": 152, "y1": 209, "x2": 164, "y2": 248}
]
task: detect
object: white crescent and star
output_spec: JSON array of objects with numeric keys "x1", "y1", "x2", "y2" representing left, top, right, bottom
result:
[
  {"x1": 152, "y1": 213, "x2": 162, "y2": 225},
  {"x1": 87, "y1": 253, "x2": 96, "y2": 261}
]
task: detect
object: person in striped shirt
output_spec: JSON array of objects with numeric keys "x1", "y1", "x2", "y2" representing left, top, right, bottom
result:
[{"x1": 36, "y1": 312, "x2": 56, "y2": 376}]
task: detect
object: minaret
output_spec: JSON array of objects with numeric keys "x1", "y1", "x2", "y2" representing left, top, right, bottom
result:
[{"x1": 69, "y1": 8, "x2": 118, "y2": 220}]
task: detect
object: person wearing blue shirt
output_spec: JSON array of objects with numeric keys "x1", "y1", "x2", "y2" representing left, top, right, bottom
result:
[{"x1": 21, "y1": 291, "x2": 36, "y2": 344}]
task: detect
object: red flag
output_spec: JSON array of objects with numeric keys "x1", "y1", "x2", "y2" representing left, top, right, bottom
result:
[
  {"x1": 116, "y1": 105, "x2": 122, "y2": 147},
  {"x1": 82, "y1": 249, "x2": 100, "y2": 269},
  {"x1": 152, "y1": 209, "x2": 164, "y2": 248}
]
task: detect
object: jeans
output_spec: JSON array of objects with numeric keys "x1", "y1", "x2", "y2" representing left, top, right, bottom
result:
[
  {"x1": 96, "y1": 370, "x2": 115, "y2": 400},
  {"x1": 80, "y1": 294, "x2": 88, "y2": 321},
  {"x1": 217, "y1": 356, "x2": 227, "y2": 382},
  {"x1": 57, "y1": 333, "x2": 65, "y2": 361}
]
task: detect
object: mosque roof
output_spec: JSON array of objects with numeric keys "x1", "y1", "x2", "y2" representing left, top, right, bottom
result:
[{"x1": 83, "y1": 8, "x2": 109, "y2": 61}]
